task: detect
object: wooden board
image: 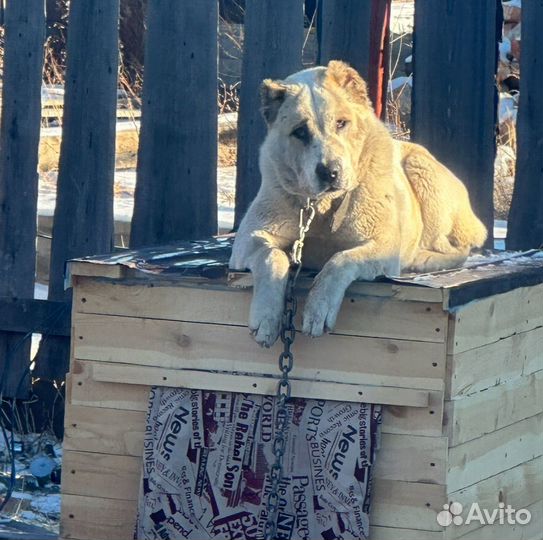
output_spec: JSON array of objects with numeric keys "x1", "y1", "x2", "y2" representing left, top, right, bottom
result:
[
  {"x1": 87, "y1": 360, "x2": 431, "y2": 407},
  {"x1": 446, "y1": 327, "x2": 543, "y2": 398},
  {"x1": 451, "y1": 499, "x2": 543, "y2": 540},
  {"x1": 412, "y1": 0, "x2": 498, "y2": 236},
  {"x1": 447, "y1": 414, "x2": 543, "y2": 493},
  {"x1": 64, "y1": 405, "x2": 146, "y2": 457},
  {"x1": 67, "y1": 365, "x2": 444, "y2": 437},
  {"x1": 130, "y1": 1, "x2": 218, "y2": 246},
  {"x1": 444, "y1": 372, "x2": 543, "y2": 446},
  {"x1": 73, "y1": 278, "x2": 447, "y2": 343},
  {"x1": 0, "y1": 0, "x2": 45, "y2": 397},
  {"x1": 60, "y1": 494, "x2": 136, "y2": 540},
  {"x1": 61, "y1": 457, "x2": 445, "y2": 536},
  {"x1": 371, "y1": 479, "x2": 446, "y2": 532},
  {"x1": 445, "y1": 457, "x2": 543, "y2": 539},
  {"x1": 233, "y1": 0, "x2": 303, "y2": 226},
  {"x1": 370, "y1": 526, "x2": 443, "y2": 540},
  {"x1": 69, "y1": 361, "x2": 150, "y2": 412},
  {"x1": 447, "y1": 284, "x2": 543, "y2": 355},
  {"x1": 507, "y1": 0, "x2": 543, "y2": 251},
  {"x1": 61, "y1": 427, "x2": 446, "y2": 500},
  {"x1": 72, "y1": 311, "x2": 445, "y2": 391},
  {"x1": 228, "y1": 271, "x2": 445, "y2": 303},
  {"x1": 61, "y1": 494, "x2": 450, "y2": 540}
]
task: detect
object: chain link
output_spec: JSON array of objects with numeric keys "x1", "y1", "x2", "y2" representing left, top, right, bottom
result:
[{"x1": 264, "y1": 198, "x2": 315, "y2": 540}]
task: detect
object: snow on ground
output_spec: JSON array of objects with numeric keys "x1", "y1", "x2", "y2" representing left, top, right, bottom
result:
[
  {"x1": 0, "y1": 432, "x2": 61, "y2": 533},
  {"x1": 39, "y1": 166, "x2": 236, "y2": 232}
]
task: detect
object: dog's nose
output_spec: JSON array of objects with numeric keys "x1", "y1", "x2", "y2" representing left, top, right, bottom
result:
[{"x1": 315, "y1": 161, "x2": 342, "y2": 187}]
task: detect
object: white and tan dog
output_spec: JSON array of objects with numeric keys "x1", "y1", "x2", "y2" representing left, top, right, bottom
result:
[{"x1": 230, "y1": 61, "x2": 486, "y2": 347}]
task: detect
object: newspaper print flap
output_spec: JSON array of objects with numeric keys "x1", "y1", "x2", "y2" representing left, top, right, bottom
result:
[{"x1": 135, "y1": 388, "x2": 382, "y2": 540}]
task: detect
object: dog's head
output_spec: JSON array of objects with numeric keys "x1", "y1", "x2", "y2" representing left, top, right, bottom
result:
[{"x1": 260, "y1": 60, "x2": 375, "y2": 199}]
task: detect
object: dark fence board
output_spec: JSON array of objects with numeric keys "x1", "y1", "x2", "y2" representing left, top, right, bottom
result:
[
  {"x1": 131, "y1": 1, "x2": 218, "y2": 247},
  {"x1": 34, "y1": 0, "x2": 120, "y2": 381},
  {"x1": 318, "y1": 0, "x2": 371, "y2": 79},
  {"x1": 233, "y1": 0, "x2": 304, "y2": 228},
  {"x1": 0, "y1": 1, "x2": 45, "y2": 397},
  {"x1": 507, "y1": 0, "x2": 543, "y2": 250},
  {"x1": 0, "y1": 299, "x2": 71, "y2": 337},
  {"x1": 412, "y1": 1, "x2": 498, "y2": 243}
]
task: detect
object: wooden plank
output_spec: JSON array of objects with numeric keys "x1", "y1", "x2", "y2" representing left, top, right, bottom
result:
[
  {"x1": 0, "y1": 0, "x2": 45, "y2": 397},
  {"x1": 64, "y1": 405, "x2": 146, "y2": 457},
  {"x1": 61, "y1": 494, "x2": 443, "y2": 540},
  {"x1": 447, "y1": 414, "x2": 543, "y2": 493},
  {"x1": 318, "y1": 1, "x2": 371, "y2": 79},
  {"x1": 383, "y1": 389, "x2": 444, "y2": 437},
  {"x1": 453, "y1": 500, "x2": 543, "y2": 540},
  {"x1": 446, "y1": 327, "x2": 543, "y2": 398},
  {"x1": 73, "y1": 278, "x2": 448, "y2": 343},
  {"x1": 60, "y1": 494, "x2": 136, "y2": 540},
  {"x1": 130, "y1": 1, "x2": 218, "y2": 246},
  {"x1": 444, "y1": 372, "x2": 543, "y2": 446},
  {"x1": 371, "y1": 479, "x2": 445, "y2": 532},
  {"x1": 376, "y1": 434, "x2": 447, "y2": 485},
  {"x1": 445, "y1": 457, "x2": 543, "y2": 539},
  {"x1": 61, "y1": 451, "x2": 141, "y2": 501},
  {"x1": 234, "y1": 0, "x2": 303, "y2": 227},
  {"x1": 63, "y1": 395, "x2": 445, "y2": 463},
  {"x1": 227, "y1": 271, "x2": 445, "y2": 303},
  {"x1": 412, "y1": 1, "x2": 498, "y2": 240},
  {"x1": 0, "y1": 298, "x2": 71, "y2": 336},
  {"x1": 69, "y1": 360, "x2": 150, "y2": 411},
  {"x1": 90, "y1": 361, "x2": 431, "y2": 407},
  {"x1": 68, "y1": 362, "x2": 444, "y2": 437},
  {"x1": 447, "y1": 284, "x2": 543, "y2": 355},
  {"x1": 62, "y1": 429, "x2": 446, "y2": 500},
  {"x1": 72, "y1": 311, "x2": 445, "y2": 389},
  {"x1": 35, "y1": 0, "x2": 120, "y2": 381},
  {"x1": 68, "y1": 261, "x2": 124, "y2": 280},
  {"x1": 370, "y1": 527, "x2": 443, "y2": 540},
  {"x1": 506, "y1": 0, "x2": 543, "y2": 250}
]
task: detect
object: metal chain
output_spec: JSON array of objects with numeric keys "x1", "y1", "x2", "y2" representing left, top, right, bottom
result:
[{"x1": 264, "y1": 198, "x2": 315, "y2": 540}]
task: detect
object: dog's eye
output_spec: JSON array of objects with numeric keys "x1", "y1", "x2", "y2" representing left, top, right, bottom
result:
[
  {"x1": 291, "y1": 124, "x2": 310, "y2": 143},
  {"x1": 336, "y1": 119, "x2": 348, "y2": 131}
]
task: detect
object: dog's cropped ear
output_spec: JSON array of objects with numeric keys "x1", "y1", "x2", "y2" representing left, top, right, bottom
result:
[
  {"x1": 260, "y1": 79, "x2": 288, "y2": 125},
  {"x1": 325, "y1": 60, "x2": 372, "y2": 108}
]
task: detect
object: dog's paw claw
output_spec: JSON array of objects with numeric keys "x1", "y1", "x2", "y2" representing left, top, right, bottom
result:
[
  {"x1": 302, "y1": 294, "x2": 340, "y2": 338},
  {"x1": 249, "y1": 313, "x2": 281, "y2": 348}
]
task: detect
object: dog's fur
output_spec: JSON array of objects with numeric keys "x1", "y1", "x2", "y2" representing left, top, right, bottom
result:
[{"x1": 230, "y1": 61, "x2": 487, "y2": 346}]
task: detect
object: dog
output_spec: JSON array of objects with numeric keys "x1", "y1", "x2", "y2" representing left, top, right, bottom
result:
[{"x1": 230, "y1": 60, "x2": 487, "y2": 347}]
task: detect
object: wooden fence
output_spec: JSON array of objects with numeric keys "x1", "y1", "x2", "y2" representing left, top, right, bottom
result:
[{"x1": 0, "y1": 0, "x2": 542, "y2": 399}]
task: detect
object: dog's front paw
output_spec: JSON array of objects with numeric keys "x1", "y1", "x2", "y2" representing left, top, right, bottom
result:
[
  {"x1": 302, "y1": 285, "x2": 343, "y2": 338},
  {"x1": 249, "y1": 304, "x2": 282, "y2": 348}
]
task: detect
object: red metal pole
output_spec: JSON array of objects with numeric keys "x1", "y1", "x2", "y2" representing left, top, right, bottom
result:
[{"x1": 368, "y1": 0, "x2": 391, "y2": 119}]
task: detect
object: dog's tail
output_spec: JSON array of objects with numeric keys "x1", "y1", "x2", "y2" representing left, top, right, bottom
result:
[{"x1": 451, "y1": 209, "x2": 488, "y2": 249}]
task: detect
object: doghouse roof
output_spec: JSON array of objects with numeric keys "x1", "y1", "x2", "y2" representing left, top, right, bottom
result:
[{"x1": 67, "y1": 236, "x2": 543, "y2": 309}]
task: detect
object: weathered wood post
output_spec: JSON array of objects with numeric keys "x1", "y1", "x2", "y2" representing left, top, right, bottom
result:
[
  {"x1": 34, "y1": 0, "x2": 120, "y2": 381},
  {"x1": 233, "y1": 0, "x2": 304, "y2": 228},
  {"x1": 131, "y1": 1, "x2": 218, "y2": 247},
  {"x1": 318, "y1": 0, "x2": 372, "y2": 78},
  {"x1": 507, "y1": 0, "x2": 543, "y2": 250},
  {"x1": 0, "y1": 1, "x2": 45, "y2": 397},
  {"x1": 412, "y1": 1, "x2": 499, "y2": 245},
  {"x1": 318, "y1": 0, "x2": 390, "y2": 119}
]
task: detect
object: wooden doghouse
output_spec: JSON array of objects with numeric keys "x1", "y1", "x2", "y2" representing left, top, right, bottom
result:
[{"x1": 59, "y1": 240, "x2": 543, "y2": 540}]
